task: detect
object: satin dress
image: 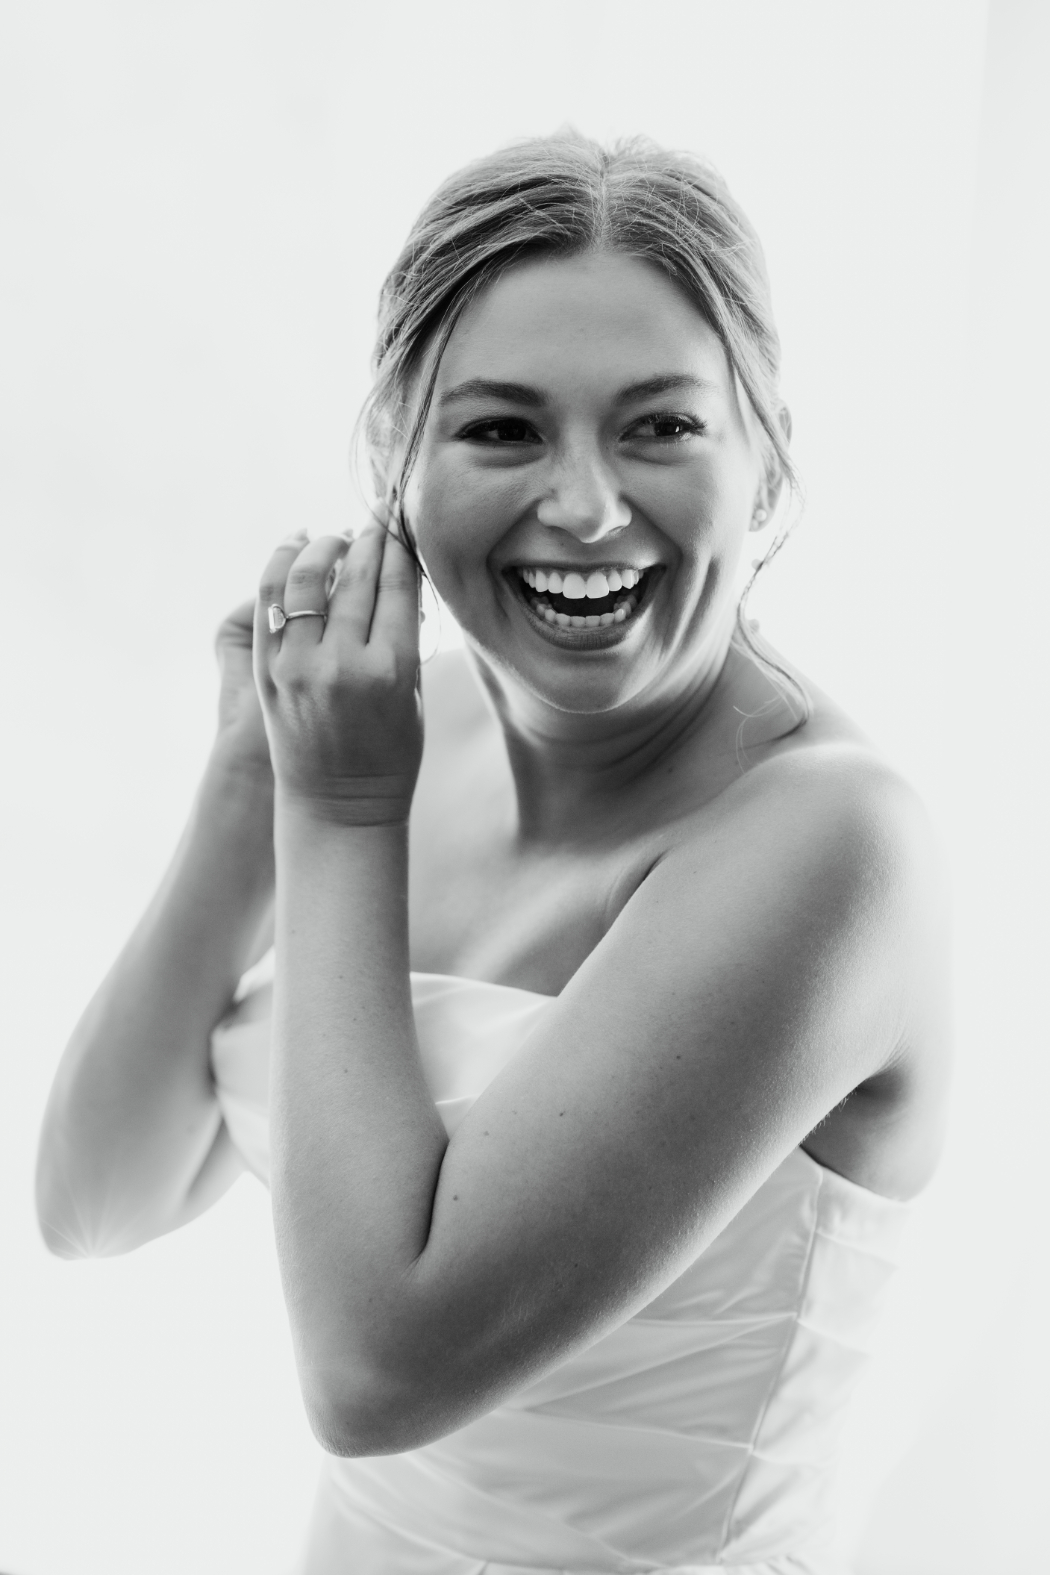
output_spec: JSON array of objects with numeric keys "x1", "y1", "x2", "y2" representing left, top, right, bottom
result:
[{"x1": 211, "y1": 955, "x2": 909, "y2": 1575}]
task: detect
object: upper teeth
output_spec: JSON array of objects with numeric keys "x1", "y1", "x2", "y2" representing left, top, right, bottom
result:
[{"x1": 519, "y1": 566, "x2": 644, "y2": 598}]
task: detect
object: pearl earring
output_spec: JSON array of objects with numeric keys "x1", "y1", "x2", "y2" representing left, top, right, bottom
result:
[{"x1": 751, "y1": 506, "x2": 769, "y2": 530}]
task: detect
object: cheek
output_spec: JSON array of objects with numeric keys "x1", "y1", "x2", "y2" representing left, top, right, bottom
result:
[
  {"x1": 406, "y1": 454, "x2": 531, "y2": 578},
  {"x1": 658, "y1": 455, "x2": 750, "y2": 549},
  {"x1": 633, "y1": 468, "x2": 721, "y2": 563},
  {"x1": 634, "y1": 466, "x2": 750, "y2": 624},
  {"x1": 402, "y1": 458, "x2": 463, "y2": 581}
]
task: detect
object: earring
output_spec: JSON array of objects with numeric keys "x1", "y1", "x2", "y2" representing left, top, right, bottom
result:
[{"x1": 750, "y1": 506, "x2": 769, "y2": 530}]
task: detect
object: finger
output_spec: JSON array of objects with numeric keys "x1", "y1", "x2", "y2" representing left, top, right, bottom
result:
[
  {"x1": 369, "y1": 528, "x2": 421, "y2": 656},
  {"x1": 279, "y1": 534, "x2": 351, "y2": 647},
  {"x1": 216, "y1": 598, "x2": 256, "y2": 656},
  {"x1": 326, "y1": 524, "x2": 387, "y2": 644},
  {"x1": 254, "y1": 532, "x2": 311, "y2": 680}
]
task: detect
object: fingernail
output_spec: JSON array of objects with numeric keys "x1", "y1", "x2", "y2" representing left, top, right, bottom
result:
[{"x1": 279, "y1": 528, "x2": 309, "y2": 547}]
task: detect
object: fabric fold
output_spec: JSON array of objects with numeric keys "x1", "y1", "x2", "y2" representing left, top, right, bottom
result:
[{"x1": 211, "y1": 960, "x2": 910, "y2": 1575}]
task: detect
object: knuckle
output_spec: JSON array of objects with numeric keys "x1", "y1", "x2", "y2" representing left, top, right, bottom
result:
[
  {"x1": 379, "y1": 569, "x2": 416, "y2": 590},
  {"x1": 216, "y1": 601, "x2": 253, "y2": 635},
  {"x1": 287, "y1": 566, "x2": 321, "y2": 591},
  {"x1": 368, "y1": 651, "x2": 400, "y2": 688},
  {"x1": 282, "y1": 667, "x2": 312, "y2": 696},
  {"x1": 301, "y1": 655, "x2": 335, "y2": 694},
  {"x1": 341, "y1": 557, "x2": 370, "y2": 584}
]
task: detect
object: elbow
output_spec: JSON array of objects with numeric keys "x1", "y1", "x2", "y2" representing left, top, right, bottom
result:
[
  {"x1": 301, "y1": 1364, "x2": 460, "y2": 1459},
  {"x1": 35, "y1": 1194, "x2": 99, "y2": 1259},
  {"x1": 37, "y1": 1218, "x2": 83, "y2": 1260},
  {"x1": 35, "y1": 1119, "x2": 102, "y2": 1259},
  {"x1": 35, "y1": 1178, "x2": 105, "y2": 1260},
  {"x1": 35, "y1": 1200, "x2": 156, "y2": 1260},
  {"x1": 303, "y1": 1396, "x2": 401, "y2": 1460},
  {"x1": 34, "y1": 1158, "x2": 89, "y2": 1259},
  {"x1": 34, "y1": 1155, "x2": 139, "y2": 1260}
]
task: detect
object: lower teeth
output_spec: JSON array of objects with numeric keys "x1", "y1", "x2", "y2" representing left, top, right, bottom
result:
[{"x1": 528, "y1": 595, "x2": 637, "y2": 629}]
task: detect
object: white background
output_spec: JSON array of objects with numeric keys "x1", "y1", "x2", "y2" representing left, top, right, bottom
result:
[{"x1": 1, "y1": 2, "x2": 1045, "y2": 1571}]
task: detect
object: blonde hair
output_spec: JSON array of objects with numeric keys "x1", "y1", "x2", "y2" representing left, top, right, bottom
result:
[{"x1": 360, "y1": 131, "x2": 807, "y2": 720}]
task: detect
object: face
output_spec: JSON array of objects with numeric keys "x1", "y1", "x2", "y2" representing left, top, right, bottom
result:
[{"x1": 403, "y1": 250, "x2": 773, "y2": 717}]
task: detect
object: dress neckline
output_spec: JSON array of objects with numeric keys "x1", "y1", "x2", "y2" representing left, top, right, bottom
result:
[
  {"x1": 408, "y1": 971, "x2": 910, "y2": 1209},
  {"x1": 242, "y1": 956, "x2": 911, "y2": 1208},
  {"x1": 410, "y1": 968, "x2": 559, "y2": 1001}
]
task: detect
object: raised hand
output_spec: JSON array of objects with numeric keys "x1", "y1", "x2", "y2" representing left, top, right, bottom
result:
[
  {"x1": 214, "y1": 594, "x2": 274, "y2": 778},
  {"x1": 254, "y1": 524, "x2": 423, "y2": 825}
]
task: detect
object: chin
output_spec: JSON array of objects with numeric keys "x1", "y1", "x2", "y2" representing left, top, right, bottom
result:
[{"x1": 463, "y1": 629, "x2": 664, "y2": 718}]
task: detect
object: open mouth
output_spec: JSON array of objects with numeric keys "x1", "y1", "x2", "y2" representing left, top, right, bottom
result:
[{"x1": 510, "y1": 565, "x2": 658, "y2": 631}]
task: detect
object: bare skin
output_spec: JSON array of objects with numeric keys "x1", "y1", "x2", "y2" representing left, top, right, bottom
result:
[
  {"x1": 409, "y1": 643, "x2": 948, "y2": 1195},
  {"x1": 36, "y1": 252, "x2": 951, "y2": 1459}
]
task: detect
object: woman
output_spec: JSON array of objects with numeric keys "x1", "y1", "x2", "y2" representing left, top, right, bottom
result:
[{"x1": 37, "y1": 135, "x2": 950, "y2": 1574}]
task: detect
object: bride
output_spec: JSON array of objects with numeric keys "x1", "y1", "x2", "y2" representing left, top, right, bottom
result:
[{"x1": 37, "y1": 134, "x2": 950, "y2": 1574}]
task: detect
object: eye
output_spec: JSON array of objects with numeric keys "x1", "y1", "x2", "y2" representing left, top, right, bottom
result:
[
  {"x1": 459, "y1": 417, "x2": 542, "y2": 445},
  {"x1": 624, "y1": 411, "x2": 707, "y2": 442}
]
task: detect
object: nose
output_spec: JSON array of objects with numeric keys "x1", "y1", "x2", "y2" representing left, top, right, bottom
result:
[{"x1": 535, "y1": 445, "x2": 632, "y2": 542}]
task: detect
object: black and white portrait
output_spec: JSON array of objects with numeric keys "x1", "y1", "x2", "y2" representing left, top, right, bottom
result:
[{"x1": 2, "y1": 4, "x2": 1046, "y2": 1572}]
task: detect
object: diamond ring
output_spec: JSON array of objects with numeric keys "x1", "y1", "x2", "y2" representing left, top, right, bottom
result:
[{"x1": 267, "y1": 604, "x2": 327, "y2": 634}]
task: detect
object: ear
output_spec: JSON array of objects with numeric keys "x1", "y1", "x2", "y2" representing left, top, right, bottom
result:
[
  {"x1": 367, "y1": 443, "x2": 392, "y2": 507},
  {"x1": 751, "y1": 404, "x2": 792, "y2": 530}
]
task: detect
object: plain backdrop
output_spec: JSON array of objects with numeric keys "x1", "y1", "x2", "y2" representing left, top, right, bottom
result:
[{"x1": 2, "y1": 2, "x2": 1046, "y2": 1571}]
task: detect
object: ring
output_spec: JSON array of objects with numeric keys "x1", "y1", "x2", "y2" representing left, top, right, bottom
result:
[{"x1": 267, "y1": 604, "x2": 327, "y2": 633}]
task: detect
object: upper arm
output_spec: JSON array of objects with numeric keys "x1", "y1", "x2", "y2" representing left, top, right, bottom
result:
[{"x1": 357, "y1": 750, "x2": 948, "y2": 1446}]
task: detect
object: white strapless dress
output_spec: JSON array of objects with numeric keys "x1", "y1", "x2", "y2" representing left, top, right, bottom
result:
[{"x1": 211, "y1": 956, "x2": 909, "y2": 1575}]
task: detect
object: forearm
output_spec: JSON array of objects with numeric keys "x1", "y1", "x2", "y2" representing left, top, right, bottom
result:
[
  {"x1": 37, "y1": 751, "x2": 275, "y2": 1254},
  {"x1": 270, "y1": 801, "x2": 448, "y2": 1444}
]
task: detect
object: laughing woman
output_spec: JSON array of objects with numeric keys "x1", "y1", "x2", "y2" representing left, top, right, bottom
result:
[{"x1": 37, "y1": 136, "x2": 950, "y2": 1575}]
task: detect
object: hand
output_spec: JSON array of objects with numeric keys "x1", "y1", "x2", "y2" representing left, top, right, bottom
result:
[
  {"x1": 253, "y1": 525, "x2": 423, "y2": 825},
  {"x1": 213, "y1": 594, "x2": 274, "y2": 780}
]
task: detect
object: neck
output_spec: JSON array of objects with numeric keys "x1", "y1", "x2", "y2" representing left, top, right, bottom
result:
[{"x1": 470, "y1": 624, "x2": 738, "y2": 845}]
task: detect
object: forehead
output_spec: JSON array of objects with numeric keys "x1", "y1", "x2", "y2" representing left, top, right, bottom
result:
[{"x1": 434, "y1": 250, "x2": 731, "y2": 395}]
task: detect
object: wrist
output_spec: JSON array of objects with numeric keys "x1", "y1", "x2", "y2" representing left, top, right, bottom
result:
[
  {"x1": 273, "y1": 782, "x2": 414, "y2": 830},
  {"x1": 196, "y1": 751, "x2": 276, "y2": 857},
  {"x1": 205, "y1": 738, "x2": 276, "y2": 801},
  {"x1": 274, "y1": 796, "x2": 410, "y2": 965}
]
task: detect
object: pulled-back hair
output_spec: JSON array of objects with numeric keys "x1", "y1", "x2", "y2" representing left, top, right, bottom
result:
[{"x1": 360, "y1": 131, "x2": 806, "y2": 718}]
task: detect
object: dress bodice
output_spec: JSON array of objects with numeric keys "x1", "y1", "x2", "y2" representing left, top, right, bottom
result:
[{"x1": 211, "y1": 954, "x2": 909, "y2": 1575}]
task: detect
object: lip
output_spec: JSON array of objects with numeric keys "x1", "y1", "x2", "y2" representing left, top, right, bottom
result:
[
  {"x1": 510, "y1": 562, "x2": 656, "y2": 576},
  {"x1": 500, "y1": 564, "x2": 663, "y2": 651}
]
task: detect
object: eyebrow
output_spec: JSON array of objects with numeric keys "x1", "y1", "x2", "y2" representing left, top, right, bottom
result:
[
  {"x1": 617, "y1": 373, "x2": 719, "y2": 402},
  {"x1": 438, "y1": 378, "x2": 545, "y2": 408},
  {"x1": 437, "y1": 372, "x2": 718, "y2": 409}
]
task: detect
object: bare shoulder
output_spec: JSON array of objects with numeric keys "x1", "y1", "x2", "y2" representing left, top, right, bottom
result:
[
  {"x1": 664, "y1": 643, "x2": 946, "y2": 923},
  {"x1": 670, "y1": 734, "x2": 952, "y2": 1197},
  {"x1": 716, "y1": 732, "x2": 951, "y2": 1036},
  {"x1": 723, "y1": 734, "x2": 945, "y2": 891},
  {"x1": 692, "y1": 646, "x2": 947, "y2": 920}
]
